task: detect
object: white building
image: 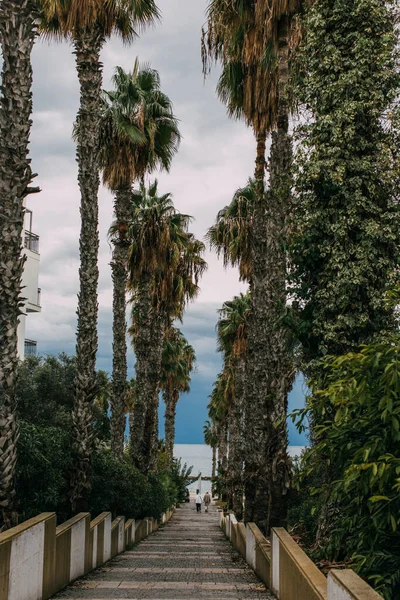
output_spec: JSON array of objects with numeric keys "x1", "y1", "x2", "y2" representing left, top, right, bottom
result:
[{"x1": 17, "y1": 208, "x2": 41, "y2": 358}]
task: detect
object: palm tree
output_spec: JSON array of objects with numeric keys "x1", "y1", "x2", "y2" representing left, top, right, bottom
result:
[
  {"x1": 101, "y1": 61, "x2": 180, "y2": 458},
  {"x1": 41, "y1": 0, "x2": 159, "y2": 511},
  {"x1": 160, "y1": 327, "x2": 196, "y2": 463},
  {"x1": 217, "y1": 293, "x2": 250, "y2": 518},
  {"x1": 0, "y1": 0, "x2": 41, "y2": 524},
  {"x1": 128, "y1": 181, "x2": 205, "y2": 473},
  {"x1": 206, "y1": 179, "x2": 255, "y2": 284},
  {"x1": 207, "y1": 374, "x2": 229, "y2": 499},
  {"x1": 203, "y1": 0, "x2": 300, "y2": 532},
  {"x1": 203, "y1": 420, "x2": 218, "y2": 496}
]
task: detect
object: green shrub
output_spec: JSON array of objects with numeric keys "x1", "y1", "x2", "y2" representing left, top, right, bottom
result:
[
  {"x1": 294, "y1": 337, "x2": 400, "y2": 599},
  {"x1": 16, "y1": 421, "x2": 73, "y2": 522},
  {"x1": 287, "y1": 452, "x2": 321, "y2": 548},
  {"x1": 15, "y1": 355, "x2": 189, "y2": 526}
]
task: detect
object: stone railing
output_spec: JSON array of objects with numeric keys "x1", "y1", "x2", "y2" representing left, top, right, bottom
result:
[
  {"x1": 0, "y1": 507, "x2": 174, "y2": 600},
  {"x1": 219, "y1": 511, "x2": 383, "y2": 600}
]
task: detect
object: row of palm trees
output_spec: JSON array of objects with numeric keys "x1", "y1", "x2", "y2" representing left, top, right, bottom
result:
[
  {"x1": 201, "y1": 0, "x2": 301, "y2": 533},
  {"x1": 0, "y1": 0, "x2": 206, "y2": 522}
]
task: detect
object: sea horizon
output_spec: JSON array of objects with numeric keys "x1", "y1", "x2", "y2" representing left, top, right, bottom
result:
[{"x1": 174, "y1": 443, "x2": 306, "y2": 493}]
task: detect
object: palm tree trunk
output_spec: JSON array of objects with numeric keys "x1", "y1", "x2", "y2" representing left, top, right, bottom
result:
[
  {"x1": 244, "y1": 17, "x2": 293, "y2": 533},
  {"x1": 131, "y1": 277, "x2": 164, "y2": 473},
  {"x1": 217, "y1": 420, "x2": 228, "y2": 499},
  {"x1": 228, "y1": 359, "x2": 246, "y2": 519},
  {"x1": 211, "y1": 446, "x2": 216, "y2": 496},
  {"x1": 110, "y1": 186, "x2": 132, "y2": 458},
  {"x1": 0, "y1": 0, "x2": 38, "y2": 525},
  {"x1": 243, "y1": 126, "x2": 269, "y2": 528},
  {"x1": 70, "y1": 29, "x2": 103, "y2": 512},
  {"x1": 265, "y1": 15, "x2": 294, "y2": 533},
  {"x1": 164, "y1": 390, "x2": 178, "y2": 464}
]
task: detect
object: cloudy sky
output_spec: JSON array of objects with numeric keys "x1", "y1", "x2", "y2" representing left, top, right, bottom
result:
[{"x1": 25, "y1": 0, "x2": 306, "y2": 444}]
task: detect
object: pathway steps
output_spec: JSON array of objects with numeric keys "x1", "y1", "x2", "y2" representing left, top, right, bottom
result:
[{"x1": 53, "y1": 502, "x2": 274, "y2": 599}]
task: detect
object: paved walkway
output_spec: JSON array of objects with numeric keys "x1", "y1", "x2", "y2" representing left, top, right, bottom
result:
[{"x1": 54, "y1": 502, "x2": 274, "y2": 599}]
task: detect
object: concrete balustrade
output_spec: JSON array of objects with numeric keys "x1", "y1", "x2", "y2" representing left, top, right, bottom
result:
[
  {"x1": 124, "y1": 518, "x2": 135, "y2": 547},
  {"x1": 218, "y1": 511, "x2": 384, "y2": 600},
  {"x1": 0, "y1": 508, "x2": 173, "y2": 600},
  {"x1": 271, "y1": 527, "x2": 327, "y2": 600},
  {"x1": 0, "y1": 512, "x2": 56, "y2": 600},
  {"x1": 111, "y1": 517, "x2": 125, "y2": 558},
  {"x1": 54, "y1": 513, "x2": 91, "y2": 593},
  {"x1": 90, "y1": 512, "x2": 112, "y2": 570},
  {"x1": 327, "y1": 570, "x2": 384, "y2": 600}
]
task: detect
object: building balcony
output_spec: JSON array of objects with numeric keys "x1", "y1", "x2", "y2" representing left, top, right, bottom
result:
[
  {"x1": 24, "y1": 339, "x2": 37, "y2": 357},
  {"x1": 24, "y1": 231, "x2": 39, "y2": 254}
]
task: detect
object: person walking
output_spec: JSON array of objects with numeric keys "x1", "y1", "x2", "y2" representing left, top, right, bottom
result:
[
  {"x1": 195, "y1": 490, "x2": 203, "y2": 513},
  {"x1": 204, "y1": 491, "x2": 211, "y2": 512}
]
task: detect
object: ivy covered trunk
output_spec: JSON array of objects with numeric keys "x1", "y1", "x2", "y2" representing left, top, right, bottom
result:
[
  {"x1": 263, "y1": 16, "x2": 293, "y2": 533},
  {"x1": 110, "y1": 186, "x2": 132, "y2": 458},
  {"x1": 244, "y1": 17, "x2": 293, "y2": 533},
  {"x1": 290, "y1": 0, "x2": 400, "y2": 566},
  {"x1": 70, "y1": 30, "x2": 103, "y2": 512},
  {"x1": 227, "y1": 359, "x2": 245, "y2": 518},
  {"x1": 0, "y1": 0, "x2": 37, "y2": 525},
  {"x1": 164, "y1": 390, "x2": 178, "y2": 464},
  {"x1": 131, "y1": 277, "x2": 163, "y2": 473}
]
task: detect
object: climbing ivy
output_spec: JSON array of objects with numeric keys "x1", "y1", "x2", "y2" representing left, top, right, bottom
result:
[{"x1": 289, "y1": 0, "x2": 400, "y2": 371}]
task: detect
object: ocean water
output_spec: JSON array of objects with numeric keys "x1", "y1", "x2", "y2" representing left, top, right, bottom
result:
[{"x1": 174, "y1": 444, "x2": 306, "y2": 494}]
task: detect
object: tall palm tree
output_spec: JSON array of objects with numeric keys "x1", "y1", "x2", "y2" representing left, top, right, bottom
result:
[
  {"x1": 203, "y1": 420, "x2": 218, "y2": 495},
  {"x1": 128, "y1": 181, "x2": 205, "y2": 473},
  {"x1": 217, "y1": 293, "x2": 250, "y2": 518},
  {"x1": 206, "y1": 179, "x2": 255, "y2": 284},
  {"x1": 41, "y1": 0, "x2": 159, "y2": 511},
  {"x1": 0, "y1": 0, "x2": 41, "y2": 524},
  {"x1": 160, "y1": 327, "x2": 196, "y2": 463},
  {"x1": 203, "y1": 0, "x2": 300, "y2": 532},
  {"x1": 207, "y1": 374, "x2": 229, "y2": 498},
  {"x1": 101, "y1": 61, "x2": 180, "y2": 457}
]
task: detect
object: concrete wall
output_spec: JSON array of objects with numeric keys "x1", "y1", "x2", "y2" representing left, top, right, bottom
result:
[
  {"x1": 0, "y1": 507, "x2": 174, "y2": 600},
  {"x1": 0, "y1": 513, "x2": 56, "y2": 600},
  {"x1": 271, "y1": 528, "x2": 327, "y2": 600},
  {"x1": 218, "y1": 513, "x2": 384, "y2": 600},
  {"x1": 327, "y1": 570, "x2": 384, "y2": 600}
]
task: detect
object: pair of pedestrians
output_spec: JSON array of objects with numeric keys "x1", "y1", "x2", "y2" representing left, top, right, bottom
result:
[{"x1": 195, "y1": 490, "x2": 211, "y2": 513}]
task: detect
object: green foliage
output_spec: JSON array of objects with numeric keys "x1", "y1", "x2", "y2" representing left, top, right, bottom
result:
[
  {"x1": 90, "y1": 447, "x2": 153, "y2": 519},
  {"x1": 16, "y1": 421, "x2": 73, "y2": 522},
  {"x1": 16, "y1": 354, "x2": 75, "y2": 428},
  {"x1": 16, "y1": 354, "x2": 111, "y2": 442},
  {"x1": 100, "y1": 59, "x2": 181, "y2": 189},
  {"x1": 294, "y1": 337, "x2": 400, "y2": 598},
  {"x1": 290, "y1": 0, "x2": 400, "y2": 368},
  {"x1": 287, "y1": 451, "x2": 321, "y2": 548},
  {"x1": 15, "y1": 355, "x2": 182, "y2": 523}
]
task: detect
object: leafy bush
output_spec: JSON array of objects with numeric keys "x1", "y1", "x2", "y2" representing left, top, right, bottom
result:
[
  {"x1": 90, "y1": 448, "x2": 189, "y2": 520},
  {"x1": 16, "y1": 421, "x2": 73, "y2": 522},
  {"x1": 294, "y1": 337, "x2": 400, "y2": 599},
  {"x1": 15, "y1": 355, "x2": 188, "y2": 526},
  {"x1": 287, "y1": 451, "x2": 321, "y2": 548}
]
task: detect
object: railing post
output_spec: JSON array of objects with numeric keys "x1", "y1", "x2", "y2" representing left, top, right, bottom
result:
[
  {"x1": 271, "y1": 528, "x2": 280, "y2": 598},
  {"x1": 246, "y1": 524, "x2": 256, "y2": 571},
  {"x1": 327, "y1": 570, "x2": 384, "y2": 600}
]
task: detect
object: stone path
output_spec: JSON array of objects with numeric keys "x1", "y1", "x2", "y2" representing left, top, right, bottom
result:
[{"x1": 53, "y1": 502, "x2": 274, "y2": 599}]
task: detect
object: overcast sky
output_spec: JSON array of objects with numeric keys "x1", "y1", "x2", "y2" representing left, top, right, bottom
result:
[{"x1": 24, "y1": 0, "x2": 306, "y2": 444}]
